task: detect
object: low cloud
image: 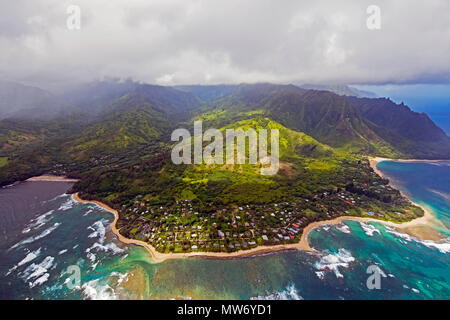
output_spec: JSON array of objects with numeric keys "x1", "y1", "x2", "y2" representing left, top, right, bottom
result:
[{"x1": 1, "y1": 0, "x2": 450, "y2": 90}]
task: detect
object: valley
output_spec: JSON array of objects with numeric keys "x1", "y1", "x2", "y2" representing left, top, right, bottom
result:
[{"x1": 1, "y1": 82, "x2": 447, "y2": 255}]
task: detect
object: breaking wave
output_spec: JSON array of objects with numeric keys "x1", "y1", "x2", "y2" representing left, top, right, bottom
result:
[
  {"x1": 314, "y1": 248, "x2": 355, "y2": 279},
  {"x1": 5, "y1": 248, "x2": 42, "y2": 276},
  {"x1": 26, "y1": 210, "x2": 54, "y2": 230},
  {"x1": 359, "y1": 222, "x2": 381, "y2": 236},
  {"x1": 385, "y1": 226, "x2": 450, "y2": 254},
  {"x1": 335, "y1": 223, "x2": 351, "y2": 234},
  {"x1": 251, "y1": 283, "x2": 303, "y2": 300},
  {"x1": 87, "y1": 220, "x2": 106, "y2": 242},
  {"x1": 81, "y1": 279, "x2": 119, "y2": 300},
  {"x1": 11, "y1": 223, "x2": 61, "y2": 250},
  {"x1": 21, "y1": 256, "x2": 56, "y2": 288},
  {"x1": 57, "y1": 197, "x2": 76, "y2": 211},
  {"x1": 85, "y1": 220, "x2": 124, "y2": 262}
]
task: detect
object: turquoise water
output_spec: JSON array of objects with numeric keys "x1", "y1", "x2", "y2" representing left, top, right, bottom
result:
[
  {"x1": 0, "y1": 161, "x2": 449, "y2": 299},
  {"x1": 376, "y1": 161, "x2": 450, "y2": 235}
]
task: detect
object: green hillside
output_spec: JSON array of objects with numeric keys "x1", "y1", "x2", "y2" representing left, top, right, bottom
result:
[
  {"x1": 0, "y1": 82, "x2": 438, "y2": 253},
  {"x1": 1, "y1": 83, "x2": 449, "y2": 188}
]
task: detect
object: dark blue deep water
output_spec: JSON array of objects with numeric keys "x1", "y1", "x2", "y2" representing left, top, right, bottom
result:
[{"x1": 0, "y1": 161, "x2": 449, "y2": 299}]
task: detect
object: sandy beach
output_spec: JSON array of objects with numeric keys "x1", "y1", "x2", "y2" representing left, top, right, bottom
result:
[
  {"x1": 73, "y1": 192, "x2": 319, "y2": 262},
  {"x1": 27, "y1": 175, "x2": 79, "y2": 182},
  {"x1": 369, "y1": 157, "x2": 446, "y2": 240},
  {"x1": 73, "y1": 161, "x2": 445, "y2": 263},
  {"x1": 369, "y1": 157, "x2": 447, "y2": 175}
]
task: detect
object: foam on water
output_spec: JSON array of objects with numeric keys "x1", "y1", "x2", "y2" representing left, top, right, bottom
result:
[
  {"x1": 359, "y1": 222, "x2": 381, "y2": 236},
  {"x1": 57, "y1": 197, "x2": 76, "y2": 211},
  {"x1": 110, "y1": 271, "x2": 129, "y2": 286},
  {"x1": 335, "y1": 223, "x2": 351, "y2": 234},
  {"x1": 86, "y1": 242, "x2": 124, "y2": 263},
  {"x1": 314, "y1": 248, "x2": 355, "y2": 279},
  {"x1": 20, "y1": 256, "x2": 56, "y2": 288},
  {"x1": 85, "y1": 219, "x2": 125, "y2": 262},
  {"x1": 385, "y1": 226, "x2": 450, "y2": 254},
  {"x1": 87, "y1": 220, "x2": 106, "y2": 242},
  {"x1": 11, "y1": 223, "x2": 61, "y2": 249},
  {"x1": 5, "y1": 248, "x2": 42, "y2": 276},
  {"x1": 48, "y1": 193, "x2": 68, "y2": 202},
  {"x1": 2, "y1": 160, "x2": 449, "y2": 299},
  {"x1": 30, "y1": 273, "x2": 50, "y2": 288},
  {"x1": 81, "y1": 279, "x2": 118, "y2": 300},
  {"x1": 251, "y1": 283, "x2": 303, "y2": 300},
  {"x1": 83, "y1": 208, "x2": 94, "y2": 216},
  {"x1": 315, "y1": 271, "x2": 325, "y2": 280},
  {"x1": 428, "y1": 189, "x2": 450, "y2": 202},
  {"x1": 27, "y1": 210, "x2": 54, "y2": 230},
  {"x1": 18, "y1": 248, "x2": 42, "y2": 267}
]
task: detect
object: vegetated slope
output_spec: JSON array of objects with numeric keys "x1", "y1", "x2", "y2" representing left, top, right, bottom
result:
[
  {"x1": 63, "y1": 84, "x2": 203, "y2": 156},
  {"x1": 174, "y1": 84, "x2": 238, "y2": 103},
  {"x1": 346, "y1": 96, "x2": 450, "y2": 159},
  {"x1": 123, "y1": 84, "x2": 203, "y2": 114},
  {"x1": 173, "y1": 117, "x2": 337, "y2": 204},
  {"x1": 1, "y1": 82, "x2": 450, "y2": 189},
  {"x1": 72, "y1": 116, "x2": 341, "y2": 206},
  {"x1": 0, "y1": 81, "x2": 68, "y2": 120},
  {"x1": 198, "y1": 84, "x2": 399, "y2": 156},
  {"x1": 60, "y1": 79, "x2": 140, "y2": 112},
  {"x1": 0, "y1": 84, "x2": 202, "y2": 184},
  {"x1": 0, "y1": 116, "x2": 87, "y2": 155},
  {"x1": 299, "y1": 84, "x2": 377, "y2": 98},
  {"x1": 200, "y1": 83, "x2": 450, "y2": 158}
]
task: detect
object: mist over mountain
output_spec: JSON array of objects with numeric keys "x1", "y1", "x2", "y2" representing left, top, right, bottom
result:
[
  {"x1": 299, "y1": 84, "x2": 377, "y2": 98},
  {"x1": 59, "y1": 79, "x2": 140, "y2": 112},
  {"x1": 1, "y1": 80, "x2": 449, "y2": 185},
  {"x1": 0, "y1": 81, "x2": 68, "y2": 120},
  {"x1": 174, "y1": 85, "x2": 238, "y2": 103}
]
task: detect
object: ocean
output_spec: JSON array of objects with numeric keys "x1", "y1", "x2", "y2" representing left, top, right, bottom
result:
[
  {"x1": 413, "y1": 105, "x2": 450, "y2": 136},
  {"x1": 0, "y1": 161, "x2": 449, "y2": 300}
]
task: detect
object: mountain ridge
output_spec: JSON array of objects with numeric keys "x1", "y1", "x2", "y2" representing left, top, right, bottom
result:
[{"x1": 1, "y1": 81, "x2": 449, "y2": 187}]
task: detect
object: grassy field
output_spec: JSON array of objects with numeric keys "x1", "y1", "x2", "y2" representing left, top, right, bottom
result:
[{"x1": 0, "y1": 157, "x2": 7, "y2": 168}]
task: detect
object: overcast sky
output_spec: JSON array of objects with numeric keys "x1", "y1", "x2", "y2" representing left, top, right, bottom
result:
[{"x1": 1, "y1": 0, "x2": 450, "y2": 90}]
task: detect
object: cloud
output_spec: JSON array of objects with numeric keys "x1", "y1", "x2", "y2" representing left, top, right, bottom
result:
[{"x1": 1, "y1": 0, "x2": 450, "y2": 90}]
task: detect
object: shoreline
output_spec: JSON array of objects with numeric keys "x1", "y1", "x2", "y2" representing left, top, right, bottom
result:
[
  {"x1": 26, "y1": 175, "x2": 80, "y2": 182},
  {"x1": 72, "y1": 192, "x2": 318, "y2": 262},
  {"x1": 72, "y1": 193, "x2": 392, "y2": 262},
  {"x1": 369, "y1": 157, "x2": 446, "y2": 240},
  {"x1": 73, "y1": 164, "x2": 444, "y2": 263}
]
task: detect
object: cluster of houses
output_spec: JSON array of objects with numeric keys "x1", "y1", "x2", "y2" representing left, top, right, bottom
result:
[
  {"x1": 117, "y1": 183, "x2": 403, "y2": 253},
  {"x1": 112, "y1": 159, "x2": 413, "y2": 253}
]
